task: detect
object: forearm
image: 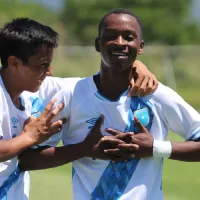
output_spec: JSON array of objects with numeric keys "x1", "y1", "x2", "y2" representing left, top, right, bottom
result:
[
  {"x1": 169, "y1": 141, "x2": 200, "y2": 162},
  {"x1": 0, "y1": 135, "x2": 33, "y2": 162},
  {"x1": 19, "y1": 142, "x2": 86, "y2": 171}
]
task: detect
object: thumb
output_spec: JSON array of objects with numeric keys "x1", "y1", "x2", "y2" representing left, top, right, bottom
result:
[
  {"x1": 24, "y1": 116, "x2": 35, "y2": 127},
  {"x1": 88, "y1": 114, "x2": 104, "y2": 142},
  {"x1": 134, "y1": 116, "x2": 148, "y2": 133},
  {"x1": 93, "y1": 114, "x2": 104, "y2": 131}
]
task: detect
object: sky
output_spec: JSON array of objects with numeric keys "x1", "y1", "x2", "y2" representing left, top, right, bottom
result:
[
  {"x1": 192, "y1": 0, "x2": 200, "y2": 19},
  {"x1": 21, "y1": 0, "x2": 64, "y2": 11}
]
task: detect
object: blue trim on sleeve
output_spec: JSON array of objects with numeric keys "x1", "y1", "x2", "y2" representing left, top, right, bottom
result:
[{"x1": 187, "y1": 130, "x2": 200, "y2": 141}]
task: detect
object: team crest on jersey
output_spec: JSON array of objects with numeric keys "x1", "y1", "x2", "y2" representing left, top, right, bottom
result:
[
  {"x1": 86, "y1": 118, "x2": 98, "y2": 129},
  {"x1": 134, "y1": 107, "x2": 150, "y2": 127}
]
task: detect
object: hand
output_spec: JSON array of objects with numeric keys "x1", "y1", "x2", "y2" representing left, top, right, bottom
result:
[
  {"x1": 119, "y1": 117, "x2": 153, "y2": 159},
  {"x1": 103, "y1": 129, "x2": 139, "y2": 157},
  {"x1": 105, "y1": 117, "x2": 154, "y2": 159},
  {"x1": 22, "y1": 100, "x2": 67, "y2": 145},
  {"x1": 128, "y1": 60, "x2": 158, "y2": 97},
  {"x1": 83, "y1": 115, "x2": 137, "y2": 161}
]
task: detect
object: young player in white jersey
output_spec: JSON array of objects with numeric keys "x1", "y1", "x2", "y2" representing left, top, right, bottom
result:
[
  {"x1": 0, "y1": 17, "x2": 158, "y2": 200},
  {"x1": 19, "y1": 8, "x2": 200, "y2": 200},
  {"x1": 0, "y1": 18, "x2": 71, "y2": 200}
]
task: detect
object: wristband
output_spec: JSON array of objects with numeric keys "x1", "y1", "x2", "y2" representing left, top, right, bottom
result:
[{"x1": 153, "y1": 140, "x2": 172, "y2": 158}]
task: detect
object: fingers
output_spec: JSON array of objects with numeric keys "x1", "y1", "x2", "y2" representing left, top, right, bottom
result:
[
  {"x1": 105, "y1": 128, "x2": 134, "y2": 142},
  {"x1": 118, "y1": 143, "x2": 139, "y2": 150},
  {"x1": 101, "y1": 137, "x2": 125, "y2": 145},
  {"x1": 141, "y1": 75, "x2": 158, "y2": 96},
  {"x1": 152, "y1": 78, "x2": 159, "y2": 92},
  {"x1": 105, "y1": 128, "x2": 123, "y2": 136},
  {"x1": 40, "y1": 99, "x2": 56, "y2": 118},
  {"x1": 129, "y1": 60, "x2": 158, "y2": 97},
  {"x1": 46, "y1": 103, "x2": 64, "y2": 124},
  {"x1": 142, "y1": 77, "x2": 153, "y2": 96},
  {"x1": 128, "y1": 80, "x2": 135, "y2": 97},
  {"x1": 51, "y1": 120, "x2": 63, "y2": 129},
  {"x1": 134, "y1": 116, "x2": 148, "y2": 133},
  {"x1": 131, "y1": 74, "x2": 145, "y2": 96},
  {"x1": 135, "y1": 76, "x2": 149, "y2": 97},
  {"x1": 104, "y1": 148, "x2": 121, "y2": 156}
]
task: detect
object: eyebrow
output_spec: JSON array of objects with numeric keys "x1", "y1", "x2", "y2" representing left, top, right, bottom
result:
[{"x1": 104, "y1": 28, "x2": 138, "y2": 35}]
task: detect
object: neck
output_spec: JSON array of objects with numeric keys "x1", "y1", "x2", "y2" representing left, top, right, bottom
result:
[
  {"x1": 94, "y1": 63, "x2": 133, "y2": 101},
  {"x1": 0, "y1": 69, "x2": 23, "y2": 107}
]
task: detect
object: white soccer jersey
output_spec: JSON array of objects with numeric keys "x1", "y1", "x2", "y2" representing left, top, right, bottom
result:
[
  {"x1": 0, "y1": 75, "x2": 80, "y2": 200},
  {"x1": 50, "y1": 76, "x2": 200, "y2": 200}
]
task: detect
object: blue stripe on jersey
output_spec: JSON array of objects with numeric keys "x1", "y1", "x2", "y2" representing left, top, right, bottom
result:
[
  {"x1": 0, "y1": 166, "x2": 22, "y2": 199},
  {"x1": 91, "y1": 97, "x2": 154, "y2": 200}
]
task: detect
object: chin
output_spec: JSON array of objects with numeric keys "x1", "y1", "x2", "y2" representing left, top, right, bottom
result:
[
  {"x1": 26, "y1": 85, "x2": 40, "y2": 93},
  {"x1": 110, "y1": 62, "x2": 131, "y2": 72}
]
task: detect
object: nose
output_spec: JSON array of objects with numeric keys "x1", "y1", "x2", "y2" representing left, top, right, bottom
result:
[
  {"x1": 114, "y1": 35, "x2": 126, "y2": 47},
  {"x1": 46, "y1": 66, "x2": 53, "y2": 76}
]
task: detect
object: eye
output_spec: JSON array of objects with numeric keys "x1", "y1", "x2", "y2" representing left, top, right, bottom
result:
[
  {"x1": 40, "y1": 63, "x2": 49, "y2": 69},
  {"x1": 124, "y1": 35, "x2": 135, "y2": 42}
]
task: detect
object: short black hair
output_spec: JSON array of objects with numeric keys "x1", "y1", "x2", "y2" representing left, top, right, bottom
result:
[
  {"x1": 0, "y1": 18, "x2": 58, "y2": 68},
  {"x1": 98, "y1": 8, "x2": 142, "y2": 38}
]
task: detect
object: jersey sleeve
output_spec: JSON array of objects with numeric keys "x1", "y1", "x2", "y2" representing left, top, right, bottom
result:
[
  {"x1": 36, "y1": 86, "x2": 72, "y2": 147},
  {"x1": 152, "y1": 83, "x2": 200, "y2": 141},
  {"x1": 37, "y1": 77, "x2": 80, "y2": 105}
]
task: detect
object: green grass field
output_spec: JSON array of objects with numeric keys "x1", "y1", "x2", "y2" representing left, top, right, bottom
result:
[{"x1": 30, "y1": 134, "x2": 200, "y2": 200}]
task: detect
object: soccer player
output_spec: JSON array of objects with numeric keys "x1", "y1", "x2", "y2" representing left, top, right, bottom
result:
[
  {"x1": 0, "y1": 17, "x2": 158, "y2": 200},
  {"x1": 19, "y1": 8, "x2": 200, "y2": 200}
]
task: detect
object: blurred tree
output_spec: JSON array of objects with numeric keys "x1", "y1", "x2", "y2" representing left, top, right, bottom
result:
[
  {"x1": 61, "y1": 0, "x2": 200, "y2": 45},
  {"x1": 0, "y1": 1, "x2": 66, "y2": 43}
]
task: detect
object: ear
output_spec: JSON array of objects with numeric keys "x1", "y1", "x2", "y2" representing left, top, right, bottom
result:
[
  {"x1": 138, "y1": 40, "x2": 144, "y2": 55},
  {"x1": 7, "y1": 56, "x2": 22, "y2": 70},
  {"x1": 95, "y1": 37, "x2": 100, "y2": 52}
]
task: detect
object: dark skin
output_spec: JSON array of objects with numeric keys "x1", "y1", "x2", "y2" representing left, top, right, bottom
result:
[
  {"x1": 18, "y1": 14, "x2": 158, "y2": 170},
  {"x1": 19, "y1": 115, "x2": 138, "y2": 170},
  {"x1": 97, "y1": 14, "x2": 200, "y2": 162},
  {"x1": 107, "y1": 117, "x2": 200, "y2": 162},
  {"x1": 95, "y1": 13, "x2": 144, "y2": 100}
]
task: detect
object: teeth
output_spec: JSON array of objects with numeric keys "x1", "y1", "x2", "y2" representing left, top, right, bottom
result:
[{"x1": 112, "y1": 52, "x2": 127, "y2": 56}]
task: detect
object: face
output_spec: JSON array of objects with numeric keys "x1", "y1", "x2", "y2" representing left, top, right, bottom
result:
[
  {"x1": 96, "y1": 14, "x2": 144, "y2": 73},
  {"x1": 16, "y1": 46, "x2": 54, "y2": 92}
]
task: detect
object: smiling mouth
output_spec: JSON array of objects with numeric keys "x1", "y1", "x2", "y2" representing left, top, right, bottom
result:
[{"x1": 111, "y1": 52, "x2": 128, "y2": 57}]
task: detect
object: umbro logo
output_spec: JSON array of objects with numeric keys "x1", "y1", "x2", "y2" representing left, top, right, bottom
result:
[
  {"x1": 11, "y1": 117, "x2": 18, "y2": 128},
  {"x1": 11, "y1": 117, "x2": 18, "y2": 125},
  {"x1": 86, "y1": 118, "x2": 98, "y2": 129}
]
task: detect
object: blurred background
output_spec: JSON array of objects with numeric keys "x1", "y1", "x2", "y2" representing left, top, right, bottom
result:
[{"x1": 1, "y1": 0, "x2": 200, "y2": 199}]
